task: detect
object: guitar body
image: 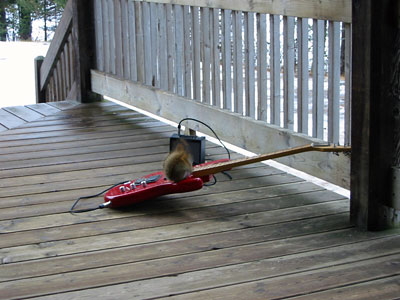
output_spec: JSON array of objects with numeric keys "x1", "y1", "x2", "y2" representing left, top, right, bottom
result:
[
  {"x1": 104, "y1": 159, "x2": 229, "y2": 208},
  {"x1": 103, "y1": 143, "x2": 351, "y2": 209}
]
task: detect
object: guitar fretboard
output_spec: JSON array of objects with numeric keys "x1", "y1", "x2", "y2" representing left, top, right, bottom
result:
[{"x1": 192, "y1": 144, "x2": 351, "y2": 177}]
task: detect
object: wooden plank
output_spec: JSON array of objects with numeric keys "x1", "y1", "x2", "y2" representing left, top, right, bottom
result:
[
  {"x1": 2, "y1": 106, "x2": 44, "y2": 122},
  {"x1": 0, "y1": 124, "x2": 7, "y2": 133},
  {"x1": 270, "y1": 14, "x2": 281, "y2": 125},
  {"x1": 113, "y1": 0, "x2": 124, "y2": 78},
  {"x1": 94, "y1": 0, "x2": 104, "y2": 71},
  {"x1": 166, "y1": 3, "x2": 176, "y2": 92},
  {"x1": 202, "y1": 7, "x2": 211, "y2": 104},
  {"x1": 160, "y1": 253, "x2": 400, "y2": 300},
  {"x1": 222, "y1": 9, "x2": 232, "y2": 110},
  {"x1": 283, "y1": 16, "x2": 295, "y2": 130},
  {"x1": 328, "y1": 21, "x2": 340, "y2": 144},
  {"x1": 289, "y1": 275, "x2": 400, "y2": 300},
  {"x1": 312, "y1": 19, "x2": 325, "y2": 139},
  {"x1": 102, "y1": 0, "x2": 110, "y2": 73},
  {"x1": 133, "y1": 0, "x2": 352, "y2": 23},
  {"x1": 244, "y1": 12, "x2": 255, "y2": 118},
  {"x1": 121, "y1": 0, "x2": 131, "y2": 79},
  {"x1": 344, "y1": 22, "x2": 352, "y2": 145},
  {"x1": 212, "y1": 8, "x2": 221, "y2": 107},
  {"x1": 297, "y1": 17, "x2": 309, "y2": 134},
  {"x1": 175, "y1": 4, "x2": 185, "y2": 95},
  {"x1": 0, "y1": 214, "x2": 351, "y2": 281},
  {"x1": 26, "y1": 103, "x2": 61, "y2": 116},
  {"x1": 8, "y1": 233, "x2": 400, "y2": 300},
  {"x1": 128, "y1": 0, "x2": 138, "y2": 81},
  {"x1": 158, "y1": 3, "x2": 168, "y2": 89},
  {"x1": 233, "y1": 10, "x2": 243, "y2": 114},
  {"x1": 257, "y1": 13, "x2": 267, "y2": 121},
  {"x1": 192, "y1": 6, "x2": 201, "y2": 101},
  {"x1": 183, "y1": 6, "x2": 192, "y2": 98},
  {"x1": 0, "y1": 109, "x2": 27, "y2": 129},
  {"x1": 107, "y1": 0, "x2": 116, "y2": 75},
  {"x1": 47, "y1": 100, "x2": 80, "y2": 110},
  {"x1": 92, "y1": 70, "x2": 351, "y2": 188},
  {"x1": 150, "y1": 2, "x2": 159, "y2": 87},
  {"x1": 135, "y1": 1, "x2": 145, "y2": 82},
  {"x1": 142, "y1": 1, "x2": 153, "y2": 85}
]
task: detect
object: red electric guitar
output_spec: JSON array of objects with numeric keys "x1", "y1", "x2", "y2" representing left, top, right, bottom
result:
[{"x1": 103, "y1": 143, "x2": 350, "y2": 208}]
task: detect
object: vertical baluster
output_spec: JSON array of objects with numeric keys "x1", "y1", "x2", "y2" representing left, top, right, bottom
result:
[
  {"x1": 166, "y1": 4, "x2": 176, "y2": 92},
  {"x1": 94, "y1": 0, "x2": 104, "y2": 72},
  {"x1": 202, "y1": 7, "x2": 211, "y2": 104},
  {"x1": 192, "y1": 7, "x2": 201, "y2": 101},
  {"x1": 245, "y1": 12, "x2": 255, "y2": 118},
  {"x1": 143, "y1": 1, "x2": 152, "y2": 85},
  {"x1": 312, "y1": 19, "x2": 325, "y2": 139},
  {"x1": 257, "y1": 13, "x2": 267, "y2": 121},
  {"x1": 212, "y1": 8, "x2": 221, "y2": 107},
  {"x1": 108, "y1": 0, "x2": 116, "y2": 75},
  {"x1": 233, "y1": 10, "x2": 243, "y2": 114},
  {"x1": 150, "y1": 2, "x2": 159, "y2": 87},
  {"x1": 184, "y1": 6, "x2": 192, "y2": 98},
  {"x1": 102, "y1": 0, "x2": 110, "y2": 73},
  {"x1": 121, "y1": 0, "x2": 130, "y2": 79},
  {"x1": 297, "y1": 17, "x2": 309, "y2": 135},
  {"x1": 270, "y1": 14, "x2": 281, "y2": 125},
  {"x1": 328, "y1": 21, "x2": 340, "y2": 144},
  {"x1": 128, "y1": 0, "x2": 137, "y2": 81},
  {"x1": 114, "y1": 0, "x2": 123, "y2": 77},
  {"x1": 344, "y1": 23, "x2": 352, "y2": 145},
  {"x1": 283, "y1": 16, "x2": 295, "y2": 130},
  {"x1": 175, "y1": 5, "x2": 184, "y2": 95},
  {"x1": 222, "y1": 9, "x2": 232, "y2": 111},
  {"x1": 158, "y1": 3, "x2": 168, "y2": 90},
  {"x1": 135, "y1": 1, "x2": 144, "y2": 83}
]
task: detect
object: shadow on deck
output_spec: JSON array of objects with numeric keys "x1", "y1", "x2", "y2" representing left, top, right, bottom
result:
[{"x1": 0, "y1": 100, "x2": 399, "y2": 299}]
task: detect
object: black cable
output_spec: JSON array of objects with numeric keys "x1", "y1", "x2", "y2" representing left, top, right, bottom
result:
[
  {"x1": 178, "y1": 118, "x2": 231, "y2": 160},
  {"x1": 69, "y1": 181, "x2": 126, "y2": 214},
  {"x1": 204, "y1": 175, "x2": 217, "y2": 186}
]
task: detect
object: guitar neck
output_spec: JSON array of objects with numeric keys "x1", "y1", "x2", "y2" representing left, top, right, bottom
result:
[{"x1": 192, "y1": 144, "x2": 351, "y2": 177}]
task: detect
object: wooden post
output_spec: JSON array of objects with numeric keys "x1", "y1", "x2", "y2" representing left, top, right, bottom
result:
[
  {"x1": 34, "y1": 56, "x2": 45, "y2": 103},
  {"x1": 351, "y1": 0, "x2": 400, "y2": 230},
  {"x1": 71, "y1": 0, "x2": 101, "y2": 103}
]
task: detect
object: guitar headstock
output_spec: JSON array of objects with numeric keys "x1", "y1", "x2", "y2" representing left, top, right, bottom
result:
[{"x1": 310, "y1": 142, "x2": 351, "y2": 153}]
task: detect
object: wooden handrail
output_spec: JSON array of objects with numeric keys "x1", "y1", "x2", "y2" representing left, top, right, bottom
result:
[
  {"x1": 40, "y1": 0, "x2": 73, "y2": 91},
  {"x1": 135, "y1": 0, "x2": 352, "y2": 23}
]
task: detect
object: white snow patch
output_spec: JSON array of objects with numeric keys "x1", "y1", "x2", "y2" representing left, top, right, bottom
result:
[{"x1": 0, "y1": 41, "x2": 49, "y2": 108}]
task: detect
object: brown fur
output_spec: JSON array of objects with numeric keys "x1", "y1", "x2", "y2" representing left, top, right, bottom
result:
[{"x1": 163, "y1": 142, "x2": 193, "y2": 182}]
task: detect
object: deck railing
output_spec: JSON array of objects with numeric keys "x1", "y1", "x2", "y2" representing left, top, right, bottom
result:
[
  {"x1": 35, "y1": 0, "x2": 76, "y2": 103},
  {"x1": 37, "y1": 0, "x2": 352, "y2": 188},
  {"x1": 92, "y1": 0, "x2": 351, "y2": 146}
]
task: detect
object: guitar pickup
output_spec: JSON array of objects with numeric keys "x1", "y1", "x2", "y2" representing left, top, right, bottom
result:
[{"x1": 134, "y1": 174, "x2": 162, "y2": 185}]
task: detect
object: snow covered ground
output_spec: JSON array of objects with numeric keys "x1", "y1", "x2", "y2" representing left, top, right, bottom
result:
[{"x1": 0, "y1": 41, "x2": 49, "y2": 108}]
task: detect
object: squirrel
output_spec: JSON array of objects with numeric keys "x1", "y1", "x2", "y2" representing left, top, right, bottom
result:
[{"x1": 163, "y1": 141, "x2": 193, "y2": 182}]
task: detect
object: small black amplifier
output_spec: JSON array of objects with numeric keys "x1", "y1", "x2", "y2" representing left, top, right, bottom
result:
[{"x1": 169, "y1": 133, "x2": 206, "y2": 165}]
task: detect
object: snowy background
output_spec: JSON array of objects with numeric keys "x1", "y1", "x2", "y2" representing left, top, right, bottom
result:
[{"x1": 0, "y1": 42, "x2": 49, "y2": 109}]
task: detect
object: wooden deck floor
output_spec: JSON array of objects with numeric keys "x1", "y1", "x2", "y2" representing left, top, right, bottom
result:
[{"x1": 0, "y1": 100, "x2": 399, "y2": 299}]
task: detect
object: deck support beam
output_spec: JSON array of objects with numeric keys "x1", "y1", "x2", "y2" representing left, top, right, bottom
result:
[
  {"x1": 351, "y1": 0, "x2": 400, "y2": 230},
  {"x1": 71, "y1": 0, "x2": 102, "y2": 103}
]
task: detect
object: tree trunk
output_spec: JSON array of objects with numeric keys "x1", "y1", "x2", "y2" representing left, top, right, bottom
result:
[
  {"x1": 18, "y1": 3, "x2": 32, "y2": 40},
  {"x1": 0, "y1": 6, "x2": 6, "y2": 41}
]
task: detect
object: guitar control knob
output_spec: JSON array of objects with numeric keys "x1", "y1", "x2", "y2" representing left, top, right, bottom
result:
[
  {"x1": 119, "y1": 186, "x2": 126, "y2": 193},
  {"x1": 141, "y1": 180, "x2": 147, "y2": 187},
  {"x1": 130, "y1": 183, "x2": 136, "y2": 190}
]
